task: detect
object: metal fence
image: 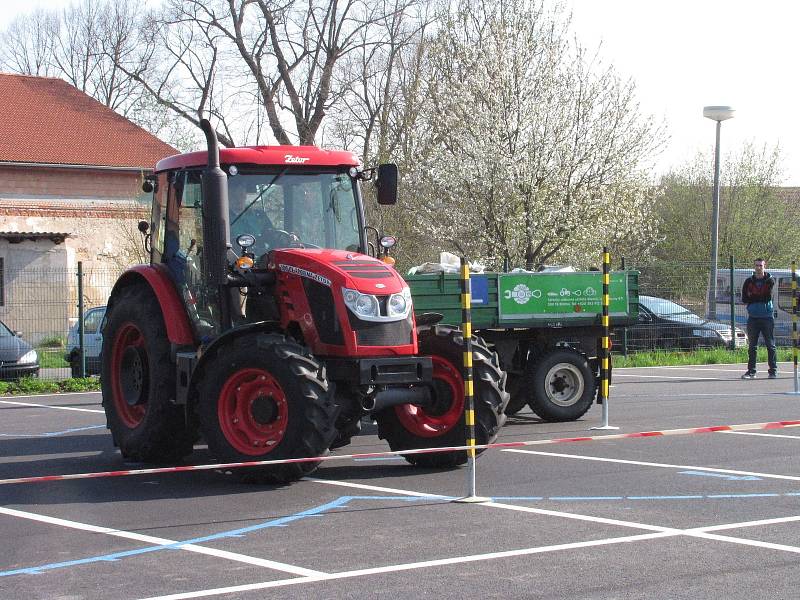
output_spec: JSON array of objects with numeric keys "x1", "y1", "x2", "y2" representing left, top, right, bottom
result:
[
  {"x1": 0, "y1": 257, "x2": 796, "y2": 381},
  {"x1": 620, "y1": 257, "x2": 798, "y2": 353},
  {"x1": 0, "y1": 263, "x2": 118, "y2": 381}
]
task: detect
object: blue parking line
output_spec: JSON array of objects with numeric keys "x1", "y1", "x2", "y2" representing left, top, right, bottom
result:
[
  {"x1": 680, "y1": 470, "x2": 761, "y2": 481},
  {"x1": 548, "y1": 496, "x2": 625, "y2": 501},
  {"x1": 0, "y1": 425, "x2": 105, "y2": 438},
  {"x1": 0, "y1": 494, "x2": 445, "y2": 578}
]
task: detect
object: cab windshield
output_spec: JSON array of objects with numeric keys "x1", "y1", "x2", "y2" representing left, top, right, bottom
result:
[{"x1": 228, "y1": 169, "x2": 362, "y2": 254}]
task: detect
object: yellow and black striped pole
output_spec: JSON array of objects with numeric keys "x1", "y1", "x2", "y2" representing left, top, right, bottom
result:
[
  {"x1": 793, "y1": 261, "x2": 798, "y2": 394},
  {"x1": 591, "y1": 246, "x2": 619, "y2": 430},
  {"x1": 457, "y1": 256, "x2": 482, "y2": 501}
]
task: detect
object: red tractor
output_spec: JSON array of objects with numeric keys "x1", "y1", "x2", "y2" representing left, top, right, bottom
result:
[{"x1": 101, "y1": 120, "x2": 507, "y2": 483}]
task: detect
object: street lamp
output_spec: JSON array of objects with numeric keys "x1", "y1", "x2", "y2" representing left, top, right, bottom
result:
[{"x1": 703, "y1": 105, "x2": 735, "y2": 320}]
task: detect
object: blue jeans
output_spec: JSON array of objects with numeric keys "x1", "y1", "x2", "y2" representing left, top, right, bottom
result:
[{"x1": 746, "y1": 318, "x2": 777, "y2": 373}]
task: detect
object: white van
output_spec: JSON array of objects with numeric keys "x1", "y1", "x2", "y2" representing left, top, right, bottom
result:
[
  {"x1": 65, "y1": 305, "x2": 106, "y2": 377},
  {"x1": 712, "y1": 268, "x2": 798, "y2": 345}
]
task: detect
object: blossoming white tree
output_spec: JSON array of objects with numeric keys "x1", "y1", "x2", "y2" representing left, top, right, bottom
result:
[{"x1": 402, "y1": 0, "x2": 664, "y2": 269}]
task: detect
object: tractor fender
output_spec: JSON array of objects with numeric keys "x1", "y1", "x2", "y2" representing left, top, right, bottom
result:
[
  {"x1": 108, "y1": 264, "x2": 195, "y2": 345},
  {"x1": 193, "y1": 322, "x2": 283, "y2": 373},
  {"x1": 187, "y1": 321, "x2": 284, "y2": 402}
]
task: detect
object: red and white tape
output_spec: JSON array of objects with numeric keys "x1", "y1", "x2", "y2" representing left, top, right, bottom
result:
[{"x1": 2, "y1": 419, "x2": 799, "y2": 486}]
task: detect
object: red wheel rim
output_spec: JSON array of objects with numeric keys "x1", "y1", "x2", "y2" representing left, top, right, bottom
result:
[
  {"x1": 110, "y1": 322, "x2": 148, "y2": 428},
  {"x1": 395, "y1": 355, "x2": 464, "y2": 438},
  {"x1": 218, "y1": 368, "x2": 289, "y2": 455}
]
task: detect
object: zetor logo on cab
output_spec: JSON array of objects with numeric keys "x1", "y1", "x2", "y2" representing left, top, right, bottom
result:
[{"x1": 284, "y1": 154, "x2": 310, "y2": 164}]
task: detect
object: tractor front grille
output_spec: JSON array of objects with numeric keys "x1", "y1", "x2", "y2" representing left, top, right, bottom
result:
[
  {"x1": 303, "y1": 279, "x2": 344, "y2": 345},
  {"x1": 347, "y1": 313, "x2": 413, "y2": 347}
]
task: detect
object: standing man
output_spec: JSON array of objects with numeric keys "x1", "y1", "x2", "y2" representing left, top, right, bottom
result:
[{"x1": 741, "y1": 258, "x2": 777, "y2": 379}]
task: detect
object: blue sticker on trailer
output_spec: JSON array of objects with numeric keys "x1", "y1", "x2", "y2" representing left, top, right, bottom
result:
[{"x1": 470, "y1": 275, "x2": 489, "y2": 305}]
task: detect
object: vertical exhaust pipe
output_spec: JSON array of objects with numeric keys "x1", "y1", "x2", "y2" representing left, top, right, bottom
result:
[{"x1": 199, "y1": 119, "x2": 232, "y2": 326}]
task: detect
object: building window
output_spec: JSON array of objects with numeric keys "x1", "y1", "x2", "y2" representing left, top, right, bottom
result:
[{"x1": 0, "y1": 257, "x2": 4, "y2": 306}]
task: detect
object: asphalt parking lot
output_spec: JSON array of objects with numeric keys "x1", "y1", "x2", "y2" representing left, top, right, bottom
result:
[{"x1": 2, "y1": 362, "x2": 799, "y2": 599}]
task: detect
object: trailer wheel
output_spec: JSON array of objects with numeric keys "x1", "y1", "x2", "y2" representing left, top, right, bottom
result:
[
  {"x1": 195, "y1": 333, "x2": 338, "y2": 483},
  {"x1": 525, "y1": 349, "x2": 595, "y2": 422},
  {"x1": 376, "y1": 325, "x2": 507, "y2": 468},
  {"x1": 101, "y1": 285, "x2": 194, "y2": 462}
]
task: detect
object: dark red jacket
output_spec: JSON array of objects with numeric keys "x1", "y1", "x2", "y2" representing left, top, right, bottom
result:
[{"x1": 741, "y1": 273, "x2": 775, "y2": 318}]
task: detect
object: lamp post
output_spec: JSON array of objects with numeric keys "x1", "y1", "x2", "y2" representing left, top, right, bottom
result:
[{"x1": 703, "y1": 105, "x2": 735, "y2": 320}]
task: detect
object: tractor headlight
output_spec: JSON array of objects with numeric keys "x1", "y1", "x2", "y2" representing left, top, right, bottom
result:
[
  {"x1": 355, "y1": 294, "x2": 379, "y2": 318},
  {"x1": 343, "y1": 288, "x2": 380, "y2": 319},
  {"x1": 387, "y1": 287, "x2": 412, "y2": 317},
  {"x1": 342, "y1": 287, "x2": 411, "y2": 322},
  {"x1": 19, "y1": 350, "x2": 38, "y2": 364}
]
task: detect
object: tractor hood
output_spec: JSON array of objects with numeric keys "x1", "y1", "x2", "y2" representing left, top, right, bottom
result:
[
  {"x1": 271, "y1": 248, "x2": 407, "y2": 294},
  {"x1": 270, "y1": 248, "x2": 416, "y2": 357}
]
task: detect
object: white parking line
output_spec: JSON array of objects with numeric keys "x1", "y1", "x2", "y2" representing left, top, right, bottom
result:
[
  {"x1": 0, "y1": 506, "x2": 324, "y2": 577},
  {"x1": 724, "y1": 431, "x2": 800, "y2": 440},
  {"x1": 502, "y1": 449, "x2": 800, "y2": 481},
  {"x1": 612, "y1": 374, "x2": 721, "y2": 380},
  {"x1": 139, "y1": 476, "x2": 800, "y2": 600},
  {"x1": 0, "y1": 399, "x2": 104, "y2": 413},
  {"x1": 633, "y1": 367, "x2": 756, "y2": 374},
  {"x1": 615, "y1": 362, "x2": 794, "y2": 371},
  {"x1": 615, "y1": 392, "x2": 783, "y2": 398},
  {"x1": 305, "y1": 478, "x2": 450, "y2": 499},
  {"x1": 138, "y1": 531, "x2": 677, "y2": 600}
]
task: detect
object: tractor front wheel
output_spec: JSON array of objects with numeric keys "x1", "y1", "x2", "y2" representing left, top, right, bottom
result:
[
  {"x1": 195, "y1": 333, "x2": 338, "y2": 483},
  {"x1": 101, "y1": 285, "x2": 194, "y2": 462},
  {"x1": 376, "y1": 325, "x2": 508, "y2": 468}
]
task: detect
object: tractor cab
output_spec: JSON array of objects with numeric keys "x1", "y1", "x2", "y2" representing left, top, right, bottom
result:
[{"x1": 144, "y1": 143, "x2": 398, "y2": 343}]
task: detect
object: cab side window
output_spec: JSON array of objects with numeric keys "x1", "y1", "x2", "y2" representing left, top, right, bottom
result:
[
  {"x1": 151, "y1": 173, "x2": 168, "y2": 263},
  {"x1": 163, "y1": 170, "x2": 218, "y2": 340}
]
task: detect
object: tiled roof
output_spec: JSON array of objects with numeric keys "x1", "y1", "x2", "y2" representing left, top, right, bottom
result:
[{"x1": 0, "y1": 73, "x2": 177, "y2": 169}]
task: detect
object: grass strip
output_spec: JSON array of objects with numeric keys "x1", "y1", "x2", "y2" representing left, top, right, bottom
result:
[
  {"x1": 613, "y1": 347, "x2": 796, "y2": 368},
  {"x1": 0, "y1": 377, "x2": 100, "y2": 396}
]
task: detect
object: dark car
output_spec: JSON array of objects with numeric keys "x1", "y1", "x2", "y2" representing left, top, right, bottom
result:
[
  {"x1": 625, "y1": 295, "x2": 747, "y2": 351},
  {"x1": 0, "y1": 320, "x2": 40, "y2": 380}
]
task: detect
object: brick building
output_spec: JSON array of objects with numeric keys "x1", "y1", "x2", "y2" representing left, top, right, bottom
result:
[{"x1": 0, "y1": 73, "x2": 177, "y2": 341}]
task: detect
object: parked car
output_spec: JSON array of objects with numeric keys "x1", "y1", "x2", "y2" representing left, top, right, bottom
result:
[
  {"x1": 65, "y1": 306, "x2": 106, "y2": 377},
  {"x1": 625, "y1": 295, "x2": 747, "y2": 351},
  {"x1": 0, "y1": 320, "x2": 39, "y2": 380}
]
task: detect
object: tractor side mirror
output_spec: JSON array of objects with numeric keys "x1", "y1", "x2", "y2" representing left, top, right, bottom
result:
[
  {"x1": 376, "y1": 163, "x2": 398, "y2": 205},
  {"x1": 138, "y1": 220, "x2": 150, "y2": 233}
]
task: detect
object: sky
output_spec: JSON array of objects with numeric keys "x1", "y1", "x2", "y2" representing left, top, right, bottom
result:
[
  {"x1": 2, "y1": 0, "x2": 799, "y2": 184},
  {"x1": 567, "y1": 0, "x2": 800, "y2": 185}
]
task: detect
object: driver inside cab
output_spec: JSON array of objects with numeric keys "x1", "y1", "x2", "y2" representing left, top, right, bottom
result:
[{"x1": 229, "y1": 177, "x2": 269, "y2": 247}]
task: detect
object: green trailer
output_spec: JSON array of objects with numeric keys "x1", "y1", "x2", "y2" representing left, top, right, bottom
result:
[{"x1": 406, "y1": 270, "x2": 639, "y2": 421}]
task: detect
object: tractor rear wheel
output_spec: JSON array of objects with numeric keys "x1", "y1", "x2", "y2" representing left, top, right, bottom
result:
[
  {"x1": 376, "y1": 325, "x2": 508, "y2": 468},
  {"x1": 101, "y1": 285, "x2": 195, "y2": 462},
  {"x1": 195, "y1": 333, "x2": 338, "y2": 483}
]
